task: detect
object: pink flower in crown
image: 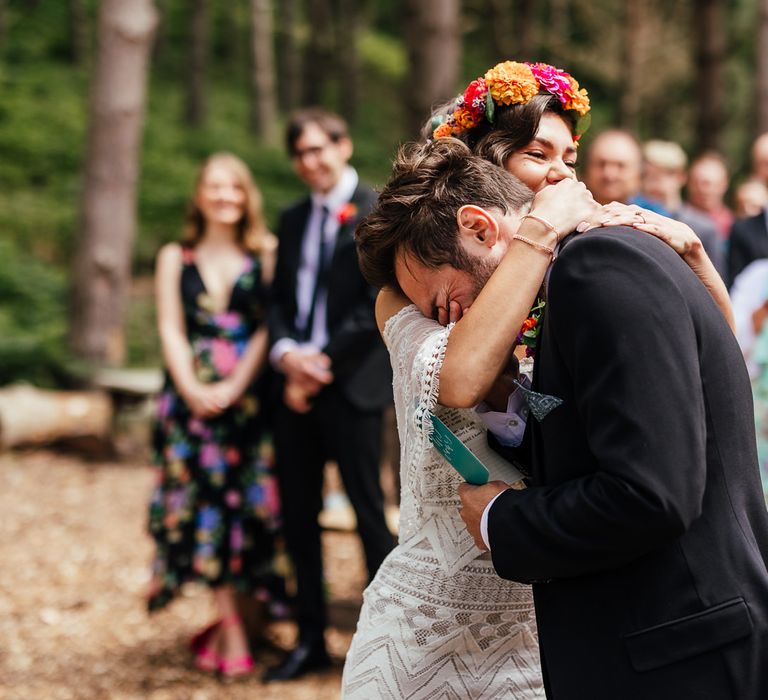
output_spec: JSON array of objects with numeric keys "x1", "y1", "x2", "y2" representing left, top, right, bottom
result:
[
  {"x1": 211, "y1": 338, "x2": 238, "y2": 376},
  {"x1": 526, "y1": 63, "x2": 575, "y2": 108}
]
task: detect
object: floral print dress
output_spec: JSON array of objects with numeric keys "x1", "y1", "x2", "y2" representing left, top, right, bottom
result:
[{"x1": 148, "y1": 245, "x2": 286, "y2": 611}]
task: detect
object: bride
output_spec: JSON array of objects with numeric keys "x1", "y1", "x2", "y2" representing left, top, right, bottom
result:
[{"x1": 341, "y1": 62, "x2": 732, "y2": 699}]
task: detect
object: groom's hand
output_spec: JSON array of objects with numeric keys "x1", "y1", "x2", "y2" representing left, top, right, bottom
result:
[{"x1": 458, "y1": 481, "x2": 509, "y2": 551}]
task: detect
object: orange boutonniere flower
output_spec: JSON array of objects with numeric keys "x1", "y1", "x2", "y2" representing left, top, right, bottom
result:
[{"x1": 337, "y1": 202, "x2": 358, "y2": 225}]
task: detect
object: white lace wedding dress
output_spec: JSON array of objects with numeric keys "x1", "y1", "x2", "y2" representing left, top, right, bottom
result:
[{"x1": 341, "y1": 305, "x2": 543, "y2": 699}]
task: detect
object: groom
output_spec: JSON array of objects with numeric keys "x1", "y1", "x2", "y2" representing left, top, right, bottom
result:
[{"x1": 356, "y1": 139, "x2": 768, "y2": 699}]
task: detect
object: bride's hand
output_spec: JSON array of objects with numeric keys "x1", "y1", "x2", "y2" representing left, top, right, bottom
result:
[
  {"x1": 528, "y1": 178, "x2": 602, "y2": 241},
  {"x1": 597, "y1": 203, "x2": 703, "y2": 258}
]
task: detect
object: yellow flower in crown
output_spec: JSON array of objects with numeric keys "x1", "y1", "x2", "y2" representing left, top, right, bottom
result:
[{"x1": 484, "y1": 61, "x2": 539, "y2": 106}]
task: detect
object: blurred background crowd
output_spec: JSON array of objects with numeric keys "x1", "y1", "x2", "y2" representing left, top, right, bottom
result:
[{"x1": 4, "y1": 0, "x2": 768, "y2": 695}]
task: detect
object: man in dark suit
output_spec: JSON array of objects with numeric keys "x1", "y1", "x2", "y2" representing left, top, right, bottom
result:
[
  {"x1": 729, "y1": 209, "x2": 768, "y2": 285},
  {"x1": 264, "y1": 108, "x2": 394, "y2": 682},
  {"x1": 357, "y1": 140, "x2": 768, "y2": 699}
]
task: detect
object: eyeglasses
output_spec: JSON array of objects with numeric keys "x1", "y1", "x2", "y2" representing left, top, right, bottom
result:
[{"x1": 291, "y1": 140, "x2": 334, "y2": 162}]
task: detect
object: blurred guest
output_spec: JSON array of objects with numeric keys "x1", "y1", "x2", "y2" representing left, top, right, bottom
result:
[
  {"x1": 734, "y1": 179, "x2": 768, "y2": 219},
  {"x1": 582, "y1": 129, "x2": 668, "y2": 213},
  {"x1": 641, "y1": 139, "x2": 723, "y2": 274},
  {"x1": 264, "y1": 108, "x2": 394, "y2": 682},
  {"x1": 751, "y1": 132, "x2": 768, "y2": 186},
  {"x1": 730, "y1": 258, "x2": 768, "y2": 504},
  {"x1": 149, "y1": 153, "x2": 284, "y2": 679},
  {"x1": 687, "y1": 152, "x2": 734, "y2": 242}
]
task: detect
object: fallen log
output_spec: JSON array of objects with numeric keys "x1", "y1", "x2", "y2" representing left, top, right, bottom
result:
[{"x1": 0, "y1": 384, "x2": 113, "y2": 449}]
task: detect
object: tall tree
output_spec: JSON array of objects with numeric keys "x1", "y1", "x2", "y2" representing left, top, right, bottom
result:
[
  {"x1": 488, "y1": 0, "x2": 514, "y2": 60},
  {"x1": 403, "y1": 0, "x2": 461, "y2": 137},
  {"x1": 548, "y1": 0, "x2": 570, "y2": 65},
  {"x1": 250, "y1": 0, "x2": 278, "y2": 145},
  {"x1": 184, "y1": 0, "x2": 208, "y2": 126},
  {"x1": 276, "y1": 0, "x2": 300, "y2": 110},
  {"x1": 335, "y1": 0, "x2": 363, "y2": 122},
  {"x1": 693, "y1": 0, "x2": 726, "y2": 151},
  {"x1": 304, "y1": 0, "x2": 334, "y2": 104},
  {"x1": 516, "y1": 0, "x2": 537, "y2": 60},
  {"x1": 758, "y1": 0, "x2": 768, "y2": 135},
  {"x1": 619, "y1": 0, "x2": 644, "y2": 131},
  {"x1": 70, "y1": 0, "x2": 158, "y2": 366}
]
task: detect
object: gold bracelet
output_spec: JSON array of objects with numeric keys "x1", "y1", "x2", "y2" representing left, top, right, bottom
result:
[
  {"x1": 510, "y1": 233, "x2": 556, "y2": 261},
  {"x1": 520, "y1": 213, "x2": 561, "y2": 243}
]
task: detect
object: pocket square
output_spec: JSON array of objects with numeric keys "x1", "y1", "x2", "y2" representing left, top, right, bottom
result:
[{"x1": 513, "y1": 380, "x2": 563, "y2": 421}]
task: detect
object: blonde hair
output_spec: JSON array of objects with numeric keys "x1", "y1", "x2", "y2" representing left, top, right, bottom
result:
[
  {"x1": 643, "y1": 140, "x2": 687, "y2": 171},
  {"x1": 183, "y1": 152, "x2": 268, "y2": 254}
]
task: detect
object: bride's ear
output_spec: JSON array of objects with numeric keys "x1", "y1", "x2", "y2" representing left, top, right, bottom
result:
[{"x1": 457, "y1": 205, "x2": 500, "y2": 248}]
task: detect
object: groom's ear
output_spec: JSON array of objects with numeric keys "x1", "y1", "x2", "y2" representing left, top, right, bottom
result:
[{"x1": 457, "y1": 205, "x2": 500, "y2": 248}]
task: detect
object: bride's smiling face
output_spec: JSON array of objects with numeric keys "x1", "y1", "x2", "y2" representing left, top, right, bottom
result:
[{"x1": 503, "y1": 112, "x2": 578, "y2": 193}]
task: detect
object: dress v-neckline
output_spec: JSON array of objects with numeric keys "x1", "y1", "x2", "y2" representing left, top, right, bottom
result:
[{"x1": 189, "y1": 251, "x2": 253, "y2": 313}]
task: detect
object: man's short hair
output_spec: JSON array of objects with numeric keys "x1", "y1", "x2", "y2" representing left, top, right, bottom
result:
[
  {"x1": 285, "y1": 108, "x2": 349, "y2": 155},
  {"x1": 643, "y1": 140, "x2": 688, "y2": 171},
  {"x1": 356, "y1": 138, "x2": 533, "y2": 290}
]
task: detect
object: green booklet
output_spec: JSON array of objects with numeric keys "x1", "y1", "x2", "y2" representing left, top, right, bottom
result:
[{"x1": 429, "y1": 407, "x2": 526, "y2": 488}]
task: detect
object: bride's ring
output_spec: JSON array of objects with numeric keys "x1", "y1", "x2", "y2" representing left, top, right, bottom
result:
[{"x1": 634, "y1": 209, "x2": 646, "y2": 224}]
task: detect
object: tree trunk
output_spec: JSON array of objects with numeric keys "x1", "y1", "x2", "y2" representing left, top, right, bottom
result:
[
  {"x1": 304, "y1": 0, "x2": 334, "y2": 104},
  {"x1": 276, "y1": 0, "x2": 300, "y2": 110},
  {"x1": 335, "y1": 0, "x2": 362, "y2": 123},
  {"x1": 693, "y1": 0, "x2": 726, "y2": 151},
  {"x1": 757, "y1": 0, "x2": 768, "y2": 135},
  {"x1": 70, "y1": 0, "x2": 158, "y2": 366},
  {"x1": 250, "y1": 0, "x2": 278, "y2": 145},
  {"x1": 403, "y1": 0, "x2": 461, "y2": 137},
  {"x1": 184, "y1": 0, "x2": 208, "y2": 126},
  {"x1": 516, "y1": 0, "x2": 537, "y2": 61},
  {"x1": 69, "y1": 0, "x2": 89, "y2": 65},
  {"x1": 548, "y1": 0, "x2": 569, "y2": 64},
  {"x1": 619, "y1": 0, "x2": 643, "y2": 131},
  {"x1": 488, "y1": 0, "x2": 514, "y2": 62}
]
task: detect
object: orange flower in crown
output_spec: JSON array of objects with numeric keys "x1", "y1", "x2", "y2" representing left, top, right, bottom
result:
[
  {"x1": 431, "y1": 60, "x2": 591, "y2": 141},
  {"x1": 484, "y1": 61, "x2": 539, "y2": 106}
]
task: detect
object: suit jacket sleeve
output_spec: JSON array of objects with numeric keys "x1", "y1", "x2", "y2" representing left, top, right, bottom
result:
[
  {"x1": 488, "y1": 233, "x2": 708, "y2": 582},
  {"x1": 322, "y1": 188, "x2": 382, "y2": 378}
]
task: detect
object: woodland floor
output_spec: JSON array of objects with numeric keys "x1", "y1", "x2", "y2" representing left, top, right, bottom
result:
[{"x1": 0, "y1": 449, "x2": 371, "y2": 700}]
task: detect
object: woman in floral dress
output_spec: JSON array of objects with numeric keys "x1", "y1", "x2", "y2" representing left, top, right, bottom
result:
[{"x1": 148, "y1": 152, "x2": 282, "y2": 678}]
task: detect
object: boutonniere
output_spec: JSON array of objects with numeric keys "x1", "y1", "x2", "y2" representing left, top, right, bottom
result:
[
  {"x1": 336, "y1": 202, "x2": 358, "y2": 225},
  {"x1": 516, "y1": 296, "x2": 546, "y2": 358}
]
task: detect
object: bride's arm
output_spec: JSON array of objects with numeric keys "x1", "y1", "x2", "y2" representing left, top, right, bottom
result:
[
  {"x1": 376, "y1": 178, "x2": 600, "y2": 408},
  {"x1": 598, "y1": 204, "x2": 735, "y2": 332}
]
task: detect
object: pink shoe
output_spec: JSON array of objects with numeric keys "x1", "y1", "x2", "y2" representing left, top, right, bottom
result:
[
  {"x1": 192, "y1": 621, "x2": 222, "y2": 672},
  {"x1": 219, "y1": 654, "x2": 255, "y2": 679}
]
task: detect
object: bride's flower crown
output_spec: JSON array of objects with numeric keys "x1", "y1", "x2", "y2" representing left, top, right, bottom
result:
[{"x1": 432, "y1": 61, "x2": 591, "y2": 141}]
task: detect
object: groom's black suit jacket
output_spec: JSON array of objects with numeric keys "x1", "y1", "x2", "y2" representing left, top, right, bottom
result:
[{"x1": 488, "y1": 227, "x2": 768, "y2": 699}]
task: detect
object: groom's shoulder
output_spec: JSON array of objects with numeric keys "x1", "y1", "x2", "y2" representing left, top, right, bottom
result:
[{"x1": 556, "y1": 225, "x2": 676, "y2": 270}]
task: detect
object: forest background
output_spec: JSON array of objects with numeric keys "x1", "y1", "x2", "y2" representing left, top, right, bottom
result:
[{"x1": 2, "y1": 0, "x2": 768, "y2": 388}]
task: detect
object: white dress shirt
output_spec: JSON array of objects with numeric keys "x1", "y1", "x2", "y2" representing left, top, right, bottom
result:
[
  {"x1": 270, "y1": 166, "x2": 359, "y2": 370},
  {"x1": 474, "y1": 377, "x2": 530, "y2": 551}
]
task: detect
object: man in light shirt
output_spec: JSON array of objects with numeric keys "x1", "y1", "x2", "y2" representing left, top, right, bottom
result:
[{"x1": 265, "y1": 108, "x2": 394, "y2": 682}]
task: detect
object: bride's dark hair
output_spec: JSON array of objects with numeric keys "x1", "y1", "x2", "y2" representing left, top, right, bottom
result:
[{"x1": 424, "y1": 93, "x2": 578, "y2": 170}]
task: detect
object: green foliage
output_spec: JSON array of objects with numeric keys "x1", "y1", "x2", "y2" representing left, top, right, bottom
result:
[{"x1": 0, "y1": 240, "x2": 70, "y2": 386}]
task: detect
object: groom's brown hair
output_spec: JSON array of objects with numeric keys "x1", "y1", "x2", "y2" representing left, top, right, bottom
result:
[{"x1": 356, "y1": 138, "x2": 533, "y2": 290}]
